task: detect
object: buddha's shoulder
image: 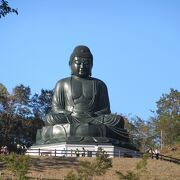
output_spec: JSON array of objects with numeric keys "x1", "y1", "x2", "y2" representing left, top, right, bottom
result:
[
  {"x1": 91, "y1": 77, "x2": 107, "y2": 86},
  {"x1": 55, "y1": 77, "x2": 71, "y2": 86}
]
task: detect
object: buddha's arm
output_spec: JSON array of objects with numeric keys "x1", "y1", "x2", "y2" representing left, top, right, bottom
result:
[
  {"x1": 51, "y1": 81, "x2": 71, "y2": 115},
  {"x1": 94, "y1": 81, "x2": 111, "y2": 115},
  {"x1": 95, "y1": 107, "x2": 110, "y2": 115}
]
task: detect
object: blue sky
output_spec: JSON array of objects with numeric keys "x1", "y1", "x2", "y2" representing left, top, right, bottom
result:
[{"x1": 1, "y1": 0, "x2": 180, "y2": 121}]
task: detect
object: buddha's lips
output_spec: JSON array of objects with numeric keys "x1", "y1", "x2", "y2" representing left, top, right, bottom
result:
[{"x1": 79, "y1": 69, "x2": 85, "y2": 74}]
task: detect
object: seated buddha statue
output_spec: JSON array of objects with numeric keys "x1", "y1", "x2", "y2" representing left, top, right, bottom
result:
[{"x1": 36, "y1": 45, "x2": 129, "y2": 144}]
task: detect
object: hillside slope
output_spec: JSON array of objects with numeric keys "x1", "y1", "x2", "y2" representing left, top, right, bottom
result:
[{"x1": 27, "y1": 156, "x2": 180, "y2": 180}]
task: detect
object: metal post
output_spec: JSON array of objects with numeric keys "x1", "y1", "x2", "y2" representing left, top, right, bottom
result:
[
  {"x1": 161, "y1": 130, "x2": 163, "y2": 150},
  {"x1": 134, "y1": 151, "x2": 136, "y2": 158},
  {"x1": 119, "y1": 150, "x2": 121, "y2": 158}
]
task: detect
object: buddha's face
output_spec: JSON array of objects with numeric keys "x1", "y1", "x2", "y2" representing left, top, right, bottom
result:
[{"x1": 71, "y1": 57, "x2": 93, "y2": 78}]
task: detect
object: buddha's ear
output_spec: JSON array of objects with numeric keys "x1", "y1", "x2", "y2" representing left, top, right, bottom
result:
[
  {"x1": 90, "y1": 65, "x2": 93, "y2": 76},
  {"x1": 69, "y1": 64, "x2": 73, "y2": 75}
]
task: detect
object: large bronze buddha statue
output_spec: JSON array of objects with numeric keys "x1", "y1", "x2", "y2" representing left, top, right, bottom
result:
[{"x1": 36, "y1": 45, "x2": 130, "y2": 146}]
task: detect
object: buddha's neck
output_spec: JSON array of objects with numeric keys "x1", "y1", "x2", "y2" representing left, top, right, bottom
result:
[{"x1": 71, "y1": 75, "x2": 91, "y2": 80}]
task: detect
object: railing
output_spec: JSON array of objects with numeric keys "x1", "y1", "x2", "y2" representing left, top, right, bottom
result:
[
  {"x1": 26, "y1": 148, "x2": 143, "y2": 158},
  {"x1": 26, "y1": 148, "x2": 180, "y2": 164},
  {"x1": 155, "y1": 154, "x2": 180, "y2": 164},
  {"x1": 151, "y1": 153, "x2": 180, "y2": 164}
]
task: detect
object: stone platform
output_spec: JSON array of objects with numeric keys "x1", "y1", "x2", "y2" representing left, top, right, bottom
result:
[{"x1": 26, "y1": 142, "x2": 140, "y2": 158}]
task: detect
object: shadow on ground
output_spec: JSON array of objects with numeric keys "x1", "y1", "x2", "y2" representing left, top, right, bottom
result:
[{"x1": 30, "y1": 156, "x2": 80, "y2": 173}]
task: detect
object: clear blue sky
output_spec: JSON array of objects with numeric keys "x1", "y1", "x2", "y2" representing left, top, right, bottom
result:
[{"x1": 1, "y1": 0, "x2": 180, "y2": 120}]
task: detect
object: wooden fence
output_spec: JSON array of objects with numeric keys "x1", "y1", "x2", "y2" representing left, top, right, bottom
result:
[
  {"x1": 26, "y1": 148, "x2": 142, "y2": 158},
  {"x1": 151, "y1": 153, "x2": 180, "y2": 164},
  {"x1": 25, "y1": 148, "x2": 180, "y2": 164}
]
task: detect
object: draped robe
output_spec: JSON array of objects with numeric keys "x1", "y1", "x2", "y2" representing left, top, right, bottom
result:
[{"x1": 45, "y1": 75, "x2": 124, "y2": 129}]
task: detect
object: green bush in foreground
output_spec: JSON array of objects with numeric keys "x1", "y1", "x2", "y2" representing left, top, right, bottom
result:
[
  {"x1": 116, "y1": 153, "x2": 148, "y2": 180},
  {"x1": 0, "y1": 153, "x2": 30, "y2": 180},
  {"x1": 64, "y1": 148, "x2": 112, "y2": 180},
  {"x1": 116, "y1": 170, "x2": 139, "y2": 180}
]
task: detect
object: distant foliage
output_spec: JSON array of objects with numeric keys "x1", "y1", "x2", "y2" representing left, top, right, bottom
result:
[
  {"x1": 0, "y1": 0, "x2": 18, "y2": 18},
  {"x1": 0, "y1": 83, "x2": 52, "y2": 148},
  {"x1": 125, "y1": 116, "x2": 156, "y2": 151},
  {"x1": 155, "y1": 88, "x2": 180, "y2": 145},
  {"x1": 0, "y1": 81, "x2": 179, "y2": 152},
  {"x1": 30, "y1": 89, "x2": 53, "y2": 119},
  {"x1": 125, "y1": 88, "x2": 180, "y2": 151}
]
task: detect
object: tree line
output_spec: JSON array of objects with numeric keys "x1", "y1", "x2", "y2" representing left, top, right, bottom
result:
[
  {"x1": 0, "y1": 83, "x2": 53, "y2": 150},
  {"x1": 125, "y1": 88, "x2": 180, "y2": 151},
  {"x1": 0, "y1": 83, "x2": 179, "y2": 151}
]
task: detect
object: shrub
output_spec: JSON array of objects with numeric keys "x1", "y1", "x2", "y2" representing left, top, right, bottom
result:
[
  {"x1": 64, "y1": 170, "x2": 80, "y2": 180},
  {"x1": 136, "y1": 153, "x2": 148, "y2": 172},
  {"x1": 116, "y1": 170, "x2": 139, "y2": 180},
  {"x1": 116, "y1": 153, "x2": 148, "y2": 180},
  {"x1": 65, "y1": 148, "x2": 112, "y2": 180},
  {"x1": 0, "y1": 153, "x2": 30, "y2": 180}
]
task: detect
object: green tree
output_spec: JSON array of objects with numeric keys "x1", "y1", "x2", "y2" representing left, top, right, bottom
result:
[
  {"x1": 155, "y1": 88, "x2": 180, "y2": 145},
  {"x1": 0, "y1": 83, "x2": 52, "y2": 148},
  {"x1": 28, "y1": 89, "x2": 52, "y2": 144},
  {"x1": 126, "y1": 116, "x2": 156, "y2": 151},
  {"x1": 12, "y1": 84, "x2": 32, "y2": 118},
  {"x1": 0, "y1": 84, "x2": 34, "y2": 147},
  {"x1": 0, "y1": 83, "x2": 12, "y2": 146},
  {"x1": 0, "y1": 83, "x2": 9, "y2": 110},
  {"x1": 30, "y1": 89, "x2": 53, "y2": 119},
  {"x1": 0, "y1": 0, "x2": 18, "y2": 18}
]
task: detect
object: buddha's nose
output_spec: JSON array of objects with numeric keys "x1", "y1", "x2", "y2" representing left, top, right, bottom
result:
[{"x1": 80, "y1": 63, "x2": 85, "y2": 68}]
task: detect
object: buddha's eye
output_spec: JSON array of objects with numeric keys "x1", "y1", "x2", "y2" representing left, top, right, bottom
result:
[
  {"x1": 81, "y1": 59, "x2": 90, "y2": 65},
  {"x1": 74, "y1": 60, "x2": 81, "y2": 65},
  {"x1": 83, "y1": 61, "x2": 89, "y2": 65}
]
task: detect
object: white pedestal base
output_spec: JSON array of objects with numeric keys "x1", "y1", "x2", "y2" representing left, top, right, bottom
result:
[{"x1": 26, "y1": 142, "x2": 140, "y2": 158}]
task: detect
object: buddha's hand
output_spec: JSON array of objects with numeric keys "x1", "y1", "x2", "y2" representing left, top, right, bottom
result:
[
  {"x1": 85, "y1": 112, "x2": 98, "y2": 117},
  {"x1": 55, "y1": 110, "x2": 72, "y2": 116},
  {"x1": 71, "y1": 111, "x2": 98, "y2": 118}
]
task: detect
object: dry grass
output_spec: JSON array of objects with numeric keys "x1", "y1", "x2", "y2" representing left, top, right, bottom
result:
[
  {"x1": 23, "y1": 156, "x2": 180, "y2": 179},
  {"x1": 161, "y1": 144, "x2": 180, "y2": 159},
  {"x1": 0, "y1": 156, "x2": 180, "y2": 179}
]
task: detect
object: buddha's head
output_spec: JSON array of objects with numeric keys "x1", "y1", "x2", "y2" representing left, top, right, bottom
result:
[{"x1": 69, "y1": 45, "x2": 93, "y2": 78}]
